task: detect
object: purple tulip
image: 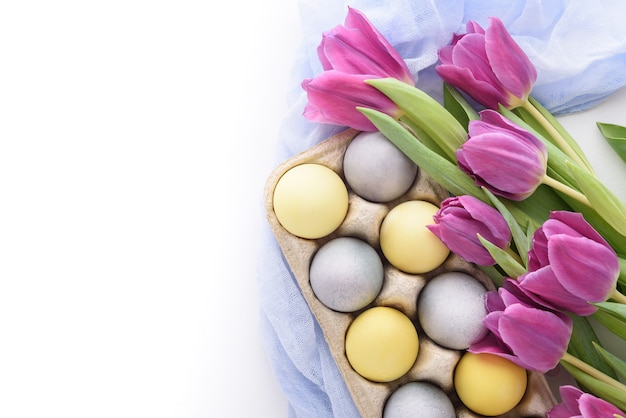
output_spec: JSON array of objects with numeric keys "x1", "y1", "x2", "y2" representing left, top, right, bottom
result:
[
  {"x1": 470, "y1": 279, "x2": 572, "y2": 373},
  {"x1": 427, "y1": 195, "x2": 511, "y2": 266},
  {"x1": 317, "y1": 7, "x2": 413, "y2": 85},
  {"x1": 302, "y1": 7, "x2": 414, "y2": 131},
  {"x1": 436, "y1": 17, "x2": 537, "y2": 110},
  {"x1": 302, "y1": 71, "x2": 404, "y2": 132},
  {"x1": 547, "y1": 385, "x2": 625, "y2": 418},
  {"x1": 518, "y1": 211, "x2": 619, "y2": 316},
  {"x1": 457, "y1": 109, "x2": 547, "y2": 201}
]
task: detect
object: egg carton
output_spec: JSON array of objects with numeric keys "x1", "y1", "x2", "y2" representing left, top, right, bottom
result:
[{"x1": 264, "y1": 128, "x2": 557, "y2": 417}]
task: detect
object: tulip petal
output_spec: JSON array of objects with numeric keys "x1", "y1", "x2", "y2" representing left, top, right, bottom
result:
[
  {"x1": 437, "y1": 45, "x2": 454, "y2": 65},
  {"x1": 548, "y1": 234, "x2": 619, "y2": 302},
  {"x1": 528, "y1": 228, "x2": 549, "y2": 270},
  {"x1": 485, "y1": 290, "x2": 506, "y2": 312},
  {"x1": 469, "y1": 331, "x2": 536, "y2": 370},
  {"x1": 428, "y1": 218, "x2": 496, "y2": 265},
  {"x1": 476, "y1": 110, "x2": 548, "y2": 155},
  {"x1": 465, "y1": 20, "x2": 485, "y2": 35},
  {"x1": 484, "y1": 17, "x2": 536, "y2": 100},
  {"x1": 498, "y1": 303, "x2": 571, "y2": 372},
  {"x1": 547, "y1": 386, "x2": 584, "y2": 417},
  {"x1": 578, "y1": 392, "x2": 625, "y2": 417},
  {"x1": 458, "y1": 132, "x2": 545, "y2": 199},
  {"x1": 457, "y1": 195, "x2": 511, "y2": 246},
  {"x1": 549, "y1": 211, "x2": 611, "y2": 247},
  {"x1": 520, "y1": 267, "x2": 596, "y2": 315},
  {"x1": 302, "y1": 71, "x2": 400, "y2": 131},
  {"x1": 315, "y1": 7, "x2": 413, "y2": 84},
  {"x1": 436, "y1": 64, "x2": 504, "y2": 110}
]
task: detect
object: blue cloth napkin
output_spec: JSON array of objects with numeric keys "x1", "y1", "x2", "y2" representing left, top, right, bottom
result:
[{"x1": 257, "y1": 1, "x2": 626, "y2": 416}]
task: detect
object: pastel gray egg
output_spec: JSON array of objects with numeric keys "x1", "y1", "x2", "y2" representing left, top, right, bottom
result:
[
  {"x1": 343, "y1": 131, "x2": 418, "y2": 202},
  {"x1": 417, "y1": 271, "x2": 488, "y2": 350},
  {"x1": 383, "y1": 381, "x2": 455, "y2": 418},
  {"x1": 309, "y1": 237, "x2": 384, "y2": 312}
]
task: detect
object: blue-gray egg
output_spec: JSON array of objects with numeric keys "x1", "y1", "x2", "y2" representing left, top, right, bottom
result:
[
  {"x1": 343, "y1": 131, "x2": 418, "y2": 202},
  {"x1": 417, "y1": 271, "x2": 488, "y2": 350},
  {"x1": 309, "y1": 237, "x2": 384, "y2": 312},
  {"x1": 383, "y1": 381, "x2": 455, "y2": 418}
]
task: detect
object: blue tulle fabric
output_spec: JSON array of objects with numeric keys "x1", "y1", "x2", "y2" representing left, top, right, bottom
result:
[{"x1": 257, "y1": 1, "x2": 626, "y2": 416}]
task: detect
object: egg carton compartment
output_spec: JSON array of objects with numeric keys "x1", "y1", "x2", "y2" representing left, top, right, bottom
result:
[{"x1": 264, "y1": 129, "x2": 556, "y2": 417}]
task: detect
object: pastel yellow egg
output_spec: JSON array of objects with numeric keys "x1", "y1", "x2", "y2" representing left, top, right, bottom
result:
[
  {"x1": 272, "y1": 163, "x2": 349, "y2": 239},
  {"x1": 454, "y1": 352, "x2": 527, "y2": 416},
  {"x1": 379, "y1": 200, "x2": 449, "y2": 273},
  {"x1": 345, "y1": 306, "x2": 419, "y2": 382}
]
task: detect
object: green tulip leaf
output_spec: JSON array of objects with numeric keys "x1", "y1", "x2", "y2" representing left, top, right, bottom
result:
[
  {"x1": 398, "y1": 116, "x2": 448, "y2": 159},
  {"x1": 477, "y1": 234, "x2": 526, "y2": 278},
  {"x1": 594, "y1": 302, "x2": 626, "y2": 322},
  {"x1": 592, "y1": 304, "x2": 626, "y2": 342},
  {"x1": 560, "y1": 361, "x2": 626, "y2": 412},
  {"x1": 597, "y1": 122, "x2": 626, "y2": 165},
  {"x1": 477, "y1": 265, "x2": 505, "y2": 287},
  {"x1": 442, "y1": 82, "x2": 479, "y2": 131},
  {"x1": 482, "y1": 187, "x2": 529, "y2": 263},
  {"x1": 568, "y1": 315, "x2": 618, "y2": 378},
  {"x1": 566, "y1": 160, "x2": 626, "y2": 237},
  {"x1": 366, "y1": 78, "x2": 467, "y2": 162},
  {"x1": 592, "y1": 341, "x2": 626, "y2": 382},
  {"x1": 619, "y1": 257, "x2": 626, "y2": 288}
]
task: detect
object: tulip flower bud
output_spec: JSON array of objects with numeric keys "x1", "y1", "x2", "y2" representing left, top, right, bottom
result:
[
  {"x1": 428, "y1": 195, "x2": 511, "y2": 266},
  {"x1": 318, "y1": 7, "x2": 414, "y2": 85},
  {"x1": 436, "y1": 17, "x2": 537, "y2": 110},
  {"x1": 547, "y1": 385, "x2": 625, "y2": 418},
  {"x1": 518, "y1": 211, "x2": 619, "y2": 316},
  {"x1": 470, "y1": 279, "x2": 572, "y2": 373},
  {"x1": 457, "y1": 109, "x2": 547, "y2": 201},
  {"x1": 302, "y1": 7, "x2": 414, "y2": 131},
  {"x1": 302, "y1": 71, "x2": 403, "y2": 132}
]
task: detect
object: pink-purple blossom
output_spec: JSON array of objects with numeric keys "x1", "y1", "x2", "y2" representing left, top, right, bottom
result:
[
  {"x1": 547, "y1": 385, "x2": 625, "y2": 418},
  {"x1": 436, "y1": 17, "x2": 537, "y2": 110},
  {"x1": 427, "y1": 195, "x2": 511, "y2": 266},
  {"x1": 302, "y1": 7, "x2": 414, "y2": 131},
  {"x1": 469, "y1": 278, "x2": 572, "y2": 373},
  {"x1": 457, "y1": 109, "x2": 547, "y2": 201},
  {"x1": 518, "y1": 211, "x2": 619, "y2": 316}
]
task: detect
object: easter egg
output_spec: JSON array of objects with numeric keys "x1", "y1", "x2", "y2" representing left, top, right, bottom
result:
[
  {"x1": 383, "y1": 381, "x2": 455, "y2": 418},
  {"x1": 343, "y1": 131, "x2": 418, "y2": 203},
  {"x1": 379, "y1": 200, "x2": 449, "y2": 273},
  {"x1": 309, "y1": 237, "x2": 384, "y2": 312},
  {"x1": 417, "y1": 271, "x2": 488, "y2": 349},
  {"x1": 345, "y1": 306, "x2": 419, "y2": 382},
  {"x1": 272, "y1": 163, "x2": 348, "y2": 239},
  {"x1": 454, "y1": 352, "x2": 527, "y2": 416}
]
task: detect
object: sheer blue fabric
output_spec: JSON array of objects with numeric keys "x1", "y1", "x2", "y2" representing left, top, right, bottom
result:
[{"x1": 257, "y1": 1, "x2": 626, "y2": 416}]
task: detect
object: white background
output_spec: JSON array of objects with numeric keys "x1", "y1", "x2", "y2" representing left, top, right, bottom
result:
[{"x1": 1, "y1": 1, "x2": 626, "y2": 418}]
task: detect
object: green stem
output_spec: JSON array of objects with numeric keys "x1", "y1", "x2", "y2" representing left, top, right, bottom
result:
[
  {"x1": 561, "y1": 352, "x2": 626, "y2": 394},
  {"x1": 520, "y1": 99, "x2": 591, "y2": 172},
  {"x1": 542, "y1": 175, "x2": 590, "y2": 206},
  {"x1": 610, "y1": 288, "x2": 626, "y2": 305}
]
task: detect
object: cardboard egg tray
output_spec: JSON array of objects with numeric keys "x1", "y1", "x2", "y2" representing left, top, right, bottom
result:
[{"x1": 264, "y1": 128, "x2": 557, "y2": 417}]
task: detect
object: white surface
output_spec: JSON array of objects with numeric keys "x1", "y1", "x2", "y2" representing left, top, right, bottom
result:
[
  {"x1": 0, "y1": 1, "x2": 296, "y2": 417},
  {"x1": 1, "y1": 2, "x2": 626, "y2": 418}
]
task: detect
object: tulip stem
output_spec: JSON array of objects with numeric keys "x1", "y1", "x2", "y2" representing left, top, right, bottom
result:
[
  {"x1": 561, "y1": 352, "x2": 626, "y2": 394},
  {"x1": 542, "y1": 175, "x2": 590, "y2": 206},
  {"x1": 610, "y1": 288, "x2": 626, "y2": 305},
  {"x1": 520, "y1": 100, "x2": 591, "y2": 172}
]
